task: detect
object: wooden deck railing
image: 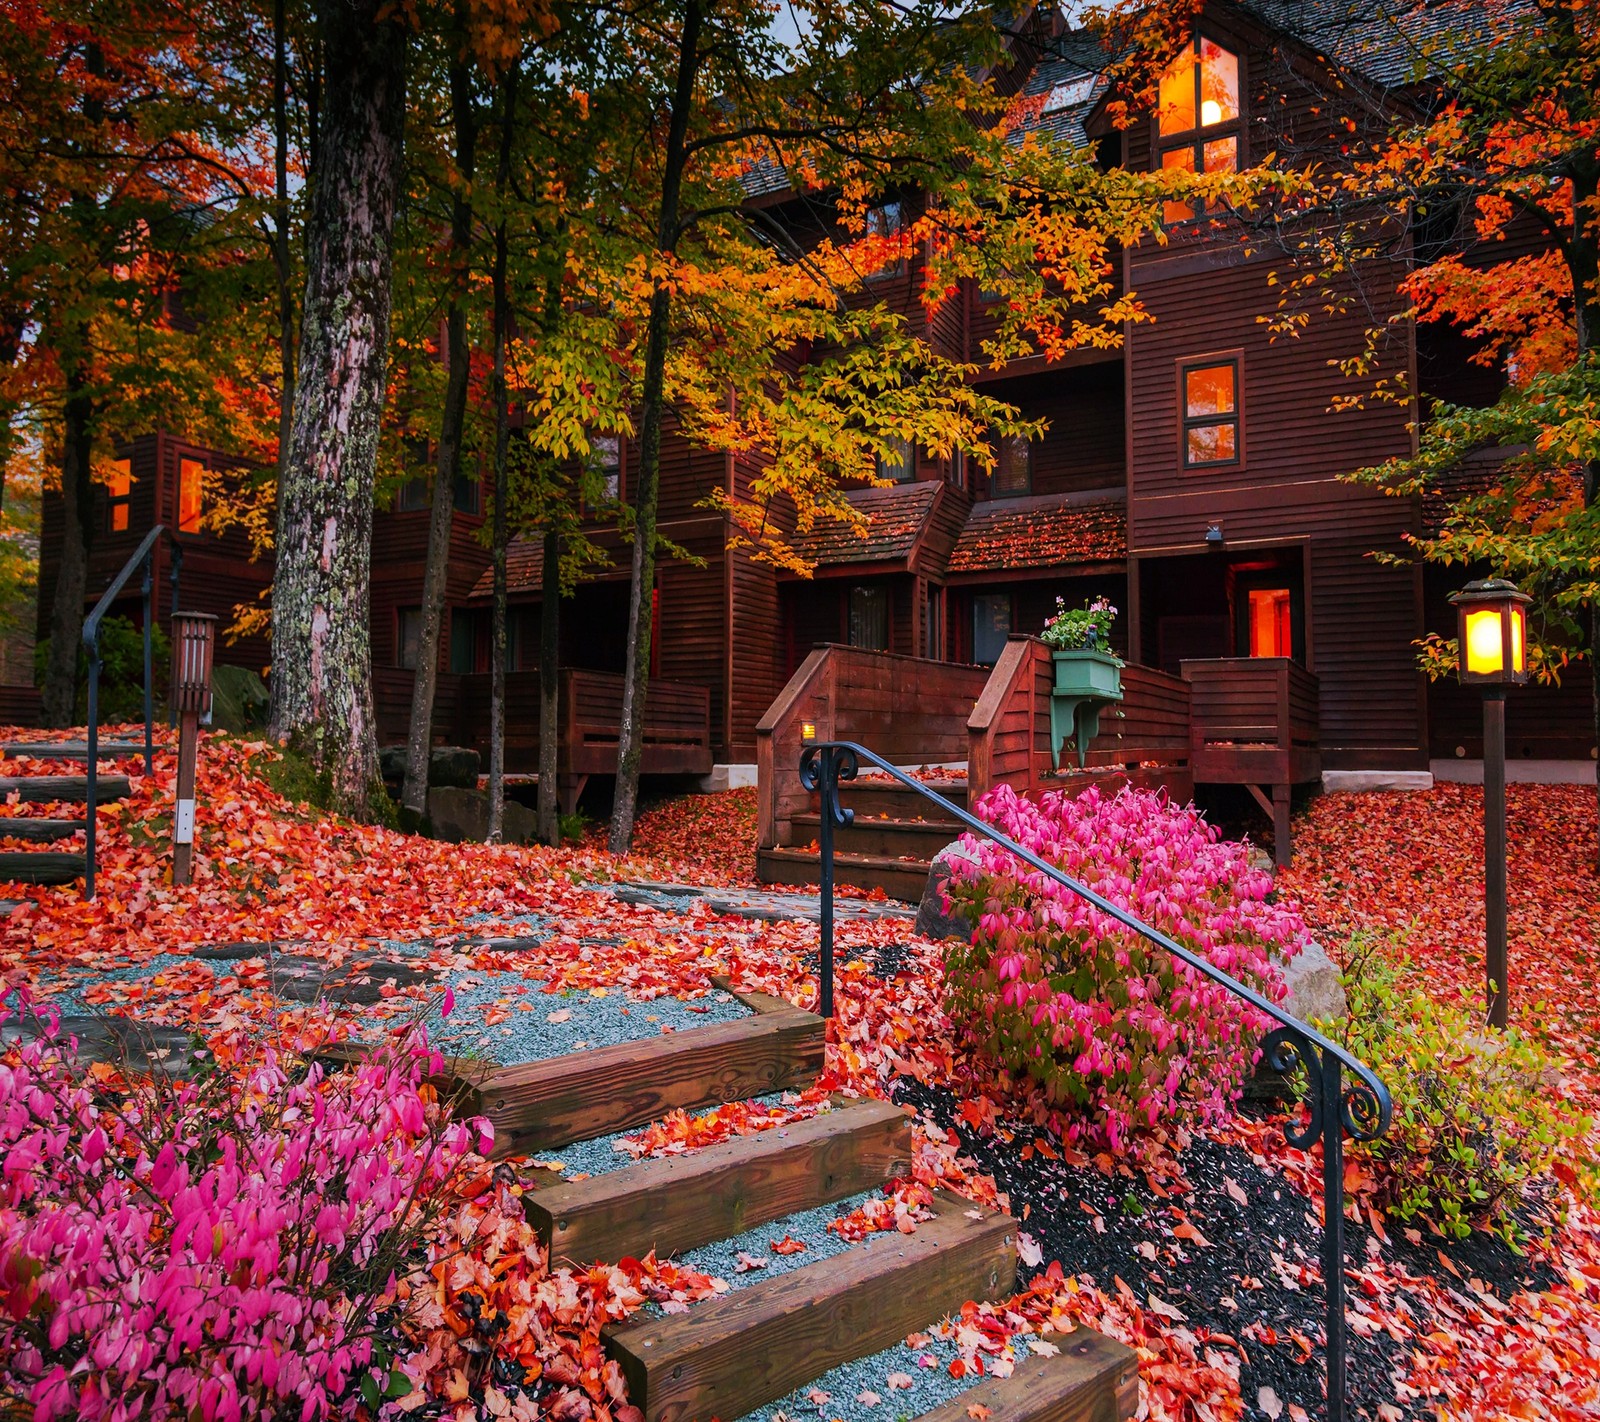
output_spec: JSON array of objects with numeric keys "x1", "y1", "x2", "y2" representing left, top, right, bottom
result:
[
  {"x1": 1182, "y1": 657, "x2": 1320, "y2": 787},
  {"x1": 755, "y1": 645, "x2": 989, "y2": 850},
  {"x1": 455, "y1": 667, "x2": 711, "y2": 810},
  {"x1": 967, "y1": 636, "x2": 1193, "y2": 802}
]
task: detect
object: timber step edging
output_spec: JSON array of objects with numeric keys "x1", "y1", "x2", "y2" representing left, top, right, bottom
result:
[
  {"x1": 526, "y1": 1097, "x2": 912, "y2": 1266},
  {"x1": 757, "y1": 846, "x2": 932, "y2": 904},
  {"x1": 603, "y1": 1190, "x2": 1017, "y2": 1422},
  {"x1": 0, "y1": 775, "x2": 133, "y2": 803},
  {"x1": 790, "y1": 812, "x2": 965, "y2": 859},
  {"x1": 0, "y1": 851, "x2": 87, "y2": 885},
  {"x1": 0, "y1": 819, "x2": 84, "y2": 842},
  {"x1": 477, "y1": 1006, "x2": 825, "y2": 1156},
  {"x1": 912, "y1": 1329, "x2": 1140, "y2": 1422},
  {"x1": 0, "y1": 741, "x2": 150, "y2": 760}
]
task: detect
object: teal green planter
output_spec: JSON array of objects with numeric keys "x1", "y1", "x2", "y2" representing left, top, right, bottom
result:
[{"x1": 1048, "y1": 648, "x2": 1123, "y2": 771}]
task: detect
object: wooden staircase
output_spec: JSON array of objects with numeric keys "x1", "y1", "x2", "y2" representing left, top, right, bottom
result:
[
  {"x1": 0, "y1": 742, "x2": 143, "y2": 888},
  {"x1": 449, "y1": 984, "x2": 1137, "y2": 1422},
  {"x1": 758, "y1": 778, "x2": 970, "y2": 901}
]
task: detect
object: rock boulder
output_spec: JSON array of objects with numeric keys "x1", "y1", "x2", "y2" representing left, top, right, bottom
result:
[
  {"x1": 913, "y1": 839, "x2": 981, "y2": 941},
  {"x1": 379, "y1": 744, "x2": 482, "y2": 790},
  {"x1": 425, "y1": 786, "x2": 538, "y2": 845}
]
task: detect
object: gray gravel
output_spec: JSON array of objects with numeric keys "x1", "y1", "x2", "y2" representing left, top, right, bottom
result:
[
  {"x1": 739, "y1": 1329, "x2": 996, "y2": 1422},
  {"x1": 15, "y1": 953, "x2": 203, "y2": 1017}
]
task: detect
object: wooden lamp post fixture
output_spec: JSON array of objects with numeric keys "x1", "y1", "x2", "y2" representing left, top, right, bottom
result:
[
  {"x1": 1448, "y1": 577, "x2": 1531, "y2": 1030},
  {"x1": 170, "y1": 612, "x2": 217, "y2": 887}
]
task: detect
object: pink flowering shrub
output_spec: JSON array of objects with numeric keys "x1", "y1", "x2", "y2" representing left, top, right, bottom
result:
[
  {"x1": 942, "y1": 784, "x2": 1308, "y2": 1146},
  {"x1": 0, "y1": 1004, "x2": 491, "y2": 1422}
]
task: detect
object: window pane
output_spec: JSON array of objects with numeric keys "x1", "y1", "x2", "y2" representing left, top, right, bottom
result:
[
  {"x1": 1157, "y1": 41, "x2": 1196, "y2": 136},
  {"x1": 178, "y1": 458, "x2": 204, "y2": 534},
  {"x1": 1198, "y1": 37, "x2": 1239, "y2": 128},
  {"x1": 453, "y1": 473, "x2": 478, "y2": 514},
  {"x1": 972, "y1": 593, "x2": 1012, "y2": 665},
  {"x1": 866, "y1": 202, "x2": 902, "y2": 239},
  {"x1": 1203, "y1": 135, "x2": 1237, "y2": 173},
  {"x1": 450, "y1": 608, "x2": 476, "y2": 675},
  {"x1": 876, "y1": 436, "x2": 913, "y2": 483},
  {"x1": 1185, "y1": 363, "x2": 1236, "y2": 418},
  {"x1": 111, "y1": 503, "x2": 129, "y2": 532},
  {"x1": 1162, "y1": 145, "x2": 1196, "y2": 223},
  {"x1": 1248, "y1": 587, "x2": 1293, "y2": 658},
  {"x1": 108, "y1": 459, "x2": 131, "y2": 500},
  {"x1": 397, "y1": 608, "x2": 421, "y2": 670},
  {"x1": 992, "y1": 433, "x2": 1030, "y2": 496},
  {"x1": 1186, "y1": 422, "x2": 1237, "y2": 464},
  {"x1": 848, "y1": 585, "x2": 889, "y2": 651},
  {"x1": 397, "y1": 475, "x2": 430, "y2": 511}
]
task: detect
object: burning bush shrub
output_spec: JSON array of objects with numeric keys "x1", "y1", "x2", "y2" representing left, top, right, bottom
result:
[
  {"x1": 0, "y1": 1003, "x2": 489, "y2": 1421},
  {"x1": 941, "y1": 784, "x2": 1305, "y2": 1146}
]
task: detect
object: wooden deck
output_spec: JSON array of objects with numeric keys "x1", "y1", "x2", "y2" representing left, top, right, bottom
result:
[
  {"x1": 456, "y1": 666, "x2": 712, "y2": 812},
  {"x1": 756, "y1": 641, "x2": 1324, "y2": 897}
]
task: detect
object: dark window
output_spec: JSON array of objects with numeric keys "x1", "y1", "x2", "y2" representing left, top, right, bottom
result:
[
  {"x1": 991, "y1": 434, "x2": 1032, "y2": 497},
  {"x1": 449, "y1": 608, "x2": 482, "y2": 675},
  {"x1": 1157, "y1": 35, "x2": 1241, "y2": 224},
  {"x1": 972, "y1": 592, "x2": 1012, "y2": 665},
  {"x1": 1180, "y1": 358, "x2": 1241, "y2": 467},
  {"x1": 876, "y1": 436, "x2": 914, "y2": 483},
  {"x1": 397, "y1": 472, "x2": 480, "y2": 514},
  {"x1": 107, "y1": 458, "x2": 132, "y2": 533},
  {"x1": 848, "y1": 585, "x2": 889, "y2": 651},
  {"x1": 594, "y1": 433, "x2": 621, "y2": 502},
  {"x1": 924, "y1": 584, "x2": 946, "y2": 660},
  {"x1": 397, "y1": 608, "x2": 422, "y2": 670}
]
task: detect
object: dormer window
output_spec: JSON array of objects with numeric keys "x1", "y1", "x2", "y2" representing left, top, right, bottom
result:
[{"x1": 1157, "y1": 35, "x2": 1241, "y2": 224}]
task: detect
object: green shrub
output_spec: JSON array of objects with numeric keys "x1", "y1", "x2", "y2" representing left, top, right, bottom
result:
[
  {"x1": 35, "y1": 616, "x2": 171, "y2": 723},
  {"x1": 1323, "y1": 939, "x2": 1593, "y2": 1243}
]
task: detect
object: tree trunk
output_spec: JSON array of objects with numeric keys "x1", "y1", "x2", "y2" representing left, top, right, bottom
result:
[
  {"x1": 401, "y1": 25, "x2": 477, "y2": 819},
  {"x1": 41, "y1": 367, "x2": 93, "y2": 728},
  {"x1": 486, "y1": 63, "x2": 518, "y2": 842},
  {"x1": 537, "y1": 525, "x2": 560, "y2": 844},
  {"x1": 1567, "y1": 152, "x2": 1598, "y2": 868},
  {"x1": 269, "y1": 0, "x2": 406, "y2": 816},
  {"x1": 608, "y1": 0, "x2": 702, "y2": 854},
  {"x1": 272, "y1": 0, "x2": 294, "y2": 532}
]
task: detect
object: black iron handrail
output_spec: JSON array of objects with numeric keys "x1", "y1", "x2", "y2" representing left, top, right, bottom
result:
[
  {"x1": 799, "y1": 740, "x2": 1390, "y2": 1422},
  {"x1": 82, "y1": 525, "x2": 182, "y2": 897}
]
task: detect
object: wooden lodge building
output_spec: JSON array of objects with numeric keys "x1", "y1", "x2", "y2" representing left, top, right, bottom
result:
[{"x1": 37, "y1": 0, "x2": 1594, "y2": 877}]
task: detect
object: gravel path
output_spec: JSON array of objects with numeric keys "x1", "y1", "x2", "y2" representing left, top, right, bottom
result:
[{"x1": 738, "y1": 1331, "x2": 987, "y2": 1422}]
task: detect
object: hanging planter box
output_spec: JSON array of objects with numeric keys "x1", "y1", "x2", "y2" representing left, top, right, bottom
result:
[{"x1": 1048, "y1": 648, "x2": 1124, "y2": 771}]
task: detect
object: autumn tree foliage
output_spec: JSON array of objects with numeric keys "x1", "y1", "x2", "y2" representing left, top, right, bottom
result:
[{"x1": 0, "y1": 0, "x2": 278, "y2": 725}]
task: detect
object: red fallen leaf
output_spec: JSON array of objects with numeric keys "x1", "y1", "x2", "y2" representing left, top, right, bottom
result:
[{"x1": 770, "y1": 1235, "x2": 807, "y2": 1255}]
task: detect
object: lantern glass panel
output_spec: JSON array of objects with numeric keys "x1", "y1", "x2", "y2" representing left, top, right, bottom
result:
[
  {"x1": 1509, "y1": 603, "x2": 1526, "y2": 674},
  {"x1": 1463, "y1": 607, "x2": 1505, "y2": 677}
]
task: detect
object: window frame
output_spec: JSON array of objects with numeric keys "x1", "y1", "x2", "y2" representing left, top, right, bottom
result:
[
  {"x1": 1176, "y1": 351, "x2": 1246, "y2": 472},
  {"x1": 863, "y1": 201, "x2": 908, "y2": 281},
  {"x1": 396, "y1": 607, "x2": 423, "y2": 671},
  {"x1": 1233, "y1": 569, "x2": 1304, "y2": 664},
  {"x1": 176, "y1": 454, "x2": 206, "y2": 536},
  {"x1": 875, "y1": 436, "x2": 915, "y2": 484},
  {"x1": 1153, "y1": 32, "x2": 1246, "y2": 226},
  {"x1": 106, "y1": 456, "x2": 133, "y2": 534},
  {"x1": 971, "y1": 590, "x2": 1013, "y2": 666},
  {"x1": 847, "y1": 583, "x2": 890, "y2": 651}
]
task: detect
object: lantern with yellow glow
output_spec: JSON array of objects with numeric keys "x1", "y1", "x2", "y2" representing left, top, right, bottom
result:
[{"x1": 1449, "y1": 579, "x2": 1531, "y2": 686}]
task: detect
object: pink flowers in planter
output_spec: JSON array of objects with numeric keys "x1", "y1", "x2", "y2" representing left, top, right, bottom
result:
[
  {"x1": 942, "y1": 784, "x2": 1307, "y2": 1147},
  {"x1": 0, "y1": 1005, "x2": 490, "y2": 1421}
]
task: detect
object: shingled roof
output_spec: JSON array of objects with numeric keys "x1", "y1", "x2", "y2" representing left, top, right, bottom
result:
[
  {"x1": 467, "y1": 537, "x2": 619, "y2": 600},
  {"x1": 791, "y1": 483, "x2": 941, "y2": 568},
  {"x1": 948, "y1": 495, "x2": 1125, "y2": 574}
]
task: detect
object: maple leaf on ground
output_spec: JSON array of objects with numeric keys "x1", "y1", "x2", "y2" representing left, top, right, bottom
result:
[{"x1": 771, "y1": 1234, "x2": 808, "y2": 1255}]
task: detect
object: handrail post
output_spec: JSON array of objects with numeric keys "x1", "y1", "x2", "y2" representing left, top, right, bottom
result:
[
  {"x1": 1321, "y1": 1049, "x2": 1347, "y2": 1421},
  {"x1": 167, "y1": 542, "x2": 183, "y2": 729},
  {"x1": 85, "y1": 649, "x2": 100, "y2": 899},
  {"x1": 818, "y1": 775, "x2": 835, "y2": 1019},
  {"x1": 141, "y1": 549, "x2": 154, "y2": 776},
  {"x1": 799, "y1": 743, "x2": 857, "y2": 1020}
]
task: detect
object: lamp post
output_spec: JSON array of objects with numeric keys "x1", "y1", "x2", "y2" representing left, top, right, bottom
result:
[
  {"x1": 1448, "y1": 578, "x2": 1531, "y2": 1030},
  {"x1": 170, "y1": 612, "x2": 217, "y2": 887}
]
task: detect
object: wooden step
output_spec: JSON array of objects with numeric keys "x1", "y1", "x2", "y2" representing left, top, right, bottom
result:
[
  {"x1": 526, "y1": 1098, "x2": 911, "y2": 1266},
  {"x1": 478, "y1": 1008, "x2": 825, "y2": 1155},
  {"x1": 915, "y1": 1330, "x2": 1139, "y2": 1422},
  {"x1": 0, "y1": 775, "x2": 132, "y2": 803},
  {"x1": 604, "y1": 1191, "x2": 1017, "y2": 1422},
  {"x1": 758, "y1": 846, "x2": 931, "y2": 903},
  {"x1": 0, "y1": 851, "x2": 87, "y2": 885},
  {"x1": 1, "y1": 741, "x2": 149, "y2": 760},
  {"x1": 837, "y1": 779, "x2": 969, "y2": 819},
  {"x1": 792, "y1": 812, "x2": 964, "y2": 860},
  {"x1": 0, "y1": 819, "x2": 83, "y2": 842}
]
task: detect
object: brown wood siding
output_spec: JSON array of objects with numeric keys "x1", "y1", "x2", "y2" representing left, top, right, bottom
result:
[
  {"x1": 728, "y1": 544, "x2": 785, "y2": 761},
  {"x1": 972, "y1": 364, "x2": 1125, "y2": 502},
  {"x1": 657, "y1": 537, "x2": 729, "y2": 760}
]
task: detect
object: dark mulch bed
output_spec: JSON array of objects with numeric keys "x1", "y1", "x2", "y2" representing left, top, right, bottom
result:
[{"x1": 893, "y1": 1079, "x2": 1556, "y2": 1422}]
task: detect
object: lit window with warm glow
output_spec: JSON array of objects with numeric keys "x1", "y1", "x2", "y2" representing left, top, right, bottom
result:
[
  {"x1": 106, "y1": 458, "x2": 132, "y2": 532},
  {"x1": 1463, "y1": 605, "x2": 1525, "y2": 678},
  {"x1": 1181, "y1": 359, "x2": 1241, "y2": 466},
  {"x1": 1247, "y1": 587, "x2": 1292, "y2": 658},
  {"x1": 178, "y1": 457, "x2": 204, "y2": 534},
  {"x1": 1157, "y1": 35, "x2": 1242, "y2": 223}
]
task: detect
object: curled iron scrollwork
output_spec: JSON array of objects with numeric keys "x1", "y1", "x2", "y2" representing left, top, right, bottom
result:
[
  {"x1": 799, "y1": 744, "x2": 857, "y2": 828},
  {"x1": 1263, "y1": 1025, "x2": 1392, "y2": 1149}
]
